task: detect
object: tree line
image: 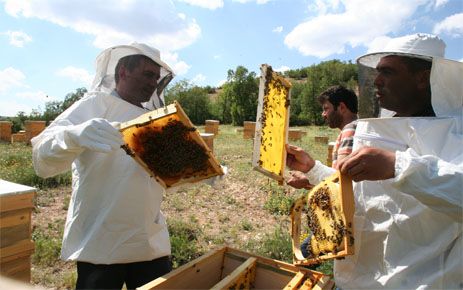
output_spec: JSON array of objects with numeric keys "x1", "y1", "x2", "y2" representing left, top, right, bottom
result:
[{"x1": 2, "y1": 60, "x2": 357, "y2": 132}]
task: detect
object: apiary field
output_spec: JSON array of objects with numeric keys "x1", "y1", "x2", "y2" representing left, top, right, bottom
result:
[{"x1": 0, "y1": 124, "x2": 337, "y2": 289}]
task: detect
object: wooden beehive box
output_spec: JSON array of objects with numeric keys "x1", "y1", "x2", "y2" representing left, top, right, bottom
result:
[
  {"x1": 119, "y1": 101, "x2": 223, "y2": 189},
  {"x1": 290, "y1": 172, "x2": 354, "y2": 266},
  {"x1": 139, "y1": 246, "x2": 334, "y2": 290},
  {"x1": 0, "y1": 180, "x2": 36, "y2": 282},
  {"x1": 252, "y1": 64, "x2": 291, "y2": 183}
]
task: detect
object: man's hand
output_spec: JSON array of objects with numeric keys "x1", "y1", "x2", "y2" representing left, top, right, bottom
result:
[
  {"x1": 286, "y1": 144, "x2": 315, "y2": 173},
  {"x1": 287, "y1": 171, "x2": 313, "y2": 189},
  {"x1": 338, "y1": 146, "x2": 395, "y2": 182}
]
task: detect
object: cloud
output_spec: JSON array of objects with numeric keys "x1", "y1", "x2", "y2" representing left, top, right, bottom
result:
[
  {"x1": 0, "y1": 67, "x2": 27, "y2": 93},
  {"x1": 177, "y1": 0, "x2": 224, "y2": 10},
  {"x1": 2, "y1": 30, "x2": 32, "y2": 47},
  {"x1": 56, "y1": 66, "x2": 93, "y2": 85},
  {"x1": 232, "y1": 0, "x2": 271, "y2": 4},
  {"x1": 163, "y1": 51, "x2": 191, "y2": 75},
  {"x1": 213, "y1": 54, "x2": 221, "y2": 59},
  {"x1": 366, "y1": 36, "x2": 392, "y2": 53},
  {"x1": 16, "y1": 90, "x2": 52, "y2": 102},
  {"x1": 0, "y1": 100, "x2": 35, "y2": 116},
  {"x1": 191, "y1": 73, "x2": 206, "y2": 84},
  {"x1": 433, "y1": 0, "x2": 448, "y2": 9},
  {"x1": 285, "y1": 0, "x2": 431, "y2": 58},
  {"x1": 3, "y1": 0, "x2": 201, "y2": 53},
  {"x1": 216, "y1": 79, "x2": 226, "y2": 87},
  {"x1": 274, "y1": 65, "x2": 290, "y2": 73},
  {"x1": 433, "y1": 13, "x2": 463, "y2": 37},
  {"x1": 272, "y1": 26, "x2": 283, "y2": 33}
]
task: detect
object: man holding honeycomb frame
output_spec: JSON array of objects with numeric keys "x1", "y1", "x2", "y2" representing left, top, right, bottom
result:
[{"x1": 32, "y1": 43, "x2": 176, "y2": 289}]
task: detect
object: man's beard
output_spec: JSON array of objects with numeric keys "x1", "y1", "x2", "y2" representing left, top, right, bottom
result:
[{"x1": 327, "y1": 111, "x2": 342, "y2": 129}]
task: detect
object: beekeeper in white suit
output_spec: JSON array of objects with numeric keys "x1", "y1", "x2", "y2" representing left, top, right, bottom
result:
[
  {"x1": 339, "y1": 33, "x2": 463, "y2": 289},
  {"x1": 286, "y1": 33, "x2": 462, "y2": 289},
  {"x1": 32, "y1": 43, "x2": 176, "y2": 289}
]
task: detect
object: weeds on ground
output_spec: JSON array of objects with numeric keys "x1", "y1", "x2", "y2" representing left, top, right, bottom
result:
[
  {"x1": 263, "y1": 182, "x2": 297, "y2": 216},
  {"x1": 168, "y1": 218, "x2": 205, "y2": 269},
  {"x1": 242, "y1": 224, "x2": 293, "y2": 263},
  {"x1": 0, "y1": 142, "x2": 72, "y2": 188}
]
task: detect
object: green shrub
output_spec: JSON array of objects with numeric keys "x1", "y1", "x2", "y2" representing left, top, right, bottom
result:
[
  {"x1": 32, "y1": 228, "x2": 62, "y2": 266},
  {"x1": 263, "y1": 184, "x2": 296, "y2": 216},
  {"x1": 242, "y1": 224, "x2": 293, "y2": 263},
  {"x1": 168, "y1": 218, "x2": 204, "y2": 269}
]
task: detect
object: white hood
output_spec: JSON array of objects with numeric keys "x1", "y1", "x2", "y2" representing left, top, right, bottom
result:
[
  {"x1": 90, "y1": 42, "x2": 175, "y2": 110},
  {"x1": 356, "y1": 33, "x2": 463, "y2": 119}
]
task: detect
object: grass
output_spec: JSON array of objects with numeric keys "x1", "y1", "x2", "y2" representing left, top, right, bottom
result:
[
  {"x1": 0, "y1": 142, "x2": 72, "y2": 188},
  {"x1": 1, "y1": 124, "x2": 338, "y2": 289}
]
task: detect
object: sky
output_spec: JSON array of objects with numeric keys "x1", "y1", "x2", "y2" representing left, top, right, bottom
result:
[{"x1": 0, "y1": 0, "x2": 462, "y2": 117}]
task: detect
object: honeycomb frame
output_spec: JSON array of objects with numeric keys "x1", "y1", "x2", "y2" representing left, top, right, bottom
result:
[
  {"x1": 119, "y1": 101, "x2": 223, "y2": 189},
  {"x1": 252, "y1": 64, "x2": 292, "y2": 182},
  {"x1": 290, "y1": 172, "x2": 355, "y2": 266}
]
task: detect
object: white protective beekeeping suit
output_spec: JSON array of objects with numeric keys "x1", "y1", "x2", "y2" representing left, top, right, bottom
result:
[
  {"x1": 31, "y1": 43, "x2": 175, "y2": 264},
  {"x1": 333, "y1": 34, "x2": 463, "y2": 289}
]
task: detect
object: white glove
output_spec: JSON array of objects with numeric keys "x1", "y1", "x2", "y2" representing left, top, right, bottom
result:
[
  {"x1": 203, "y1": 165, "x2": 228, "y2": 186},
  {"x1": 65, "y1": 118, "x2": 123, "y2": 153}
]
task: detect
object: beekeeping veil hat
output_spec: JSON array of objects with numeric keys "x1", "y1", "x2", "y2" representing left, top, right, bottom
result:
[
  {"x1": 91, "y1": 42, "x2": 175, "y2": 110},
  {"x1": 356, "y1": 33, "x2": 463, "y2": 118}
]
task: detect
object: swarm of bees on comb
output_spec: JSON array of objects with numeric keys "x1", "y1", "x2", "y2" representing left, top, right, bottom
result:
[
  {"x1": 305, "y1": 181, "x2": 352, "y2": 257},
  {"x1": 252, "y1": 64, "x2": 291, "y2": 181},
  {"x1": 123, "y1": 119, "x2": 209, "y2": 179},
  {"x1": 291, "y1": 172, "x2": 354, "y2": 264},
  {"x1": 119, "y1": 102, "x2": 223, "y2": 188}
]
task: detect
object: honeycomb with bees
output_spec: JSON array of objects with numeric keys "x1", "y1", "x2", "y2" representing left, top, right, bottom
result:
[
  {"x1": 252, "y1": 64, "x2": 291, "y2": 182},
  {"x1": 119, "y1": 101, "x2": 223, "y2": 188},
  {"x1": 290, "y1": 172, "x2": 355, "y2": 265}
]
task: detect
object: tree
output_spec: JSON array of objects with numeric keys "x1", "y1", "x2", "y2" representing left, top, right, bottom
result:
[
  {"x1": 42, "y1": 87, "x2": 87, "y2": 124},
  {"x1": 164, "y1": 80, "x2": 212, "y2": 125},
  {"x1": 218, "y1": 66, "x2": 258, "y2": 126},
  {"x1": 288, "y1": 60, "x2": 358, "y2": 125}
]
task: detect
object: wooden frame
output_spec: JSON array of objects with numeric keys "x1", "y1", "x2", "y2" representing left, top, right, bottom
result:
[
  {"x1": 291, "y1": 172, "x2": 354, "y2": 266},
  {"x1": 119, "y1": 101, "x2": 223, "y2": 188},
  {"x1": 252, "y1": 64, "x2": 292, "y2": 184},
  {"x1": 138, "y1": 246, "x2": 333, "y2": 290}
]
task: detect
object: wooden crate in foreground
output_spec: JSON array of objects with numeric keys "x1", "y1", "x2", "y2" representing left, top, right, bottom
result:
[{"x1": 138, "y1": 246, "x2": 333, "y2": 290}]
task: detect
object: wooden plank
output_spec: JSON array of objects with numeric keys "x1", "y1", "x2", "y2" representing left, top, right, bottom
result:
[
  {"x1": 0, "y1": 192, "x2": 35, "y2": 212},
  {"x1": 312, "y1": 275, "x2": 335, "y2": 290},
  {"x1": 0, "y1": 208, "x2": 31, "y2": 228},
  {"x1": 138, "y1": 247, "x2": 226, "y2": 290},
  {"x1": 119, "y1": 104, "x2": 178, "y2": 130},
  {"x1": 0, "y1": 224, "x2": 30, "y2": 248},
  {"x1": 211, "y1": 257, "x2": 256, "y2": 290},
  {"x1": 0, "y1": 240, "x2": 34, "y2": 261},
  {"x1": 223, "y1": 248, "x2": 328, "y2": 289},
  {"x1": 283, "y1": 271, "x2": 305, "y2": 290},
  {"x1": 0, "y1": 247, "x2": 34, "y2": 263},
  {"x1": 339, "y1": 173, "x2": 355, "y2": 256},
  {"x1": 0, "y1": 255, "x2": 31, "y2": 276}
]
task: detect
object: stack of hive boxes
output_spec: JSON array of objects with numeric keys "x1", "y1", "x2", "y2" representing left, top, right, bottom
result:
[
  {"x1": 0, "y1": 180, "x2": 36, "y2": 282},
  {"x1": 243, "y1": 121, "x2": 256, "y2": 139}
]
